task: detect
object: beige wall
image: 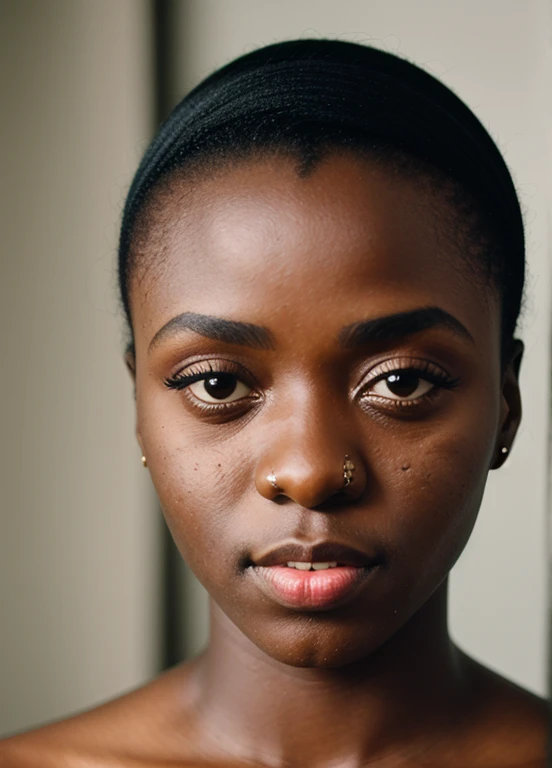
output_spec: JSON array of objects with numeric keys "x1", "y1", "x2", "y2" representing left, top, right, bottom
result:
[
  {"x1": 1, "y1": 0, "x2": 160, "y2": 736},
  {"x1": 173, "y1": 0, "x2": 551, "y2": 696}
]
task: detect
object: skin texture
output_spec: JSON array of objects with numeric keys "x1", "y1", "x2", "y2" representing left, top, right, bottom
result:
[{"x1": 0, "y1": 153, "x2": 547, "y2": 767}]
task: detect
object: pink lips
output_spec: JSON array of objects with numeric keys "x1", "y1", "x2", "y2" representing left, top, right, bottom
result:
[
  {"x1": 249, "y1": 541, "x2": 382, "y2": 610},
  {"x1": 254, "y1": 564, "x2": 370, "y2": 609}
]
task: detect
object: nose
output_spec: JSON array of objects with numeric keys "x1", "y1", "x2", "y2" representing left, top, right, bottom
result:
[{"x1": 255, "y1": 409, "x2": 367, "y2": 508}]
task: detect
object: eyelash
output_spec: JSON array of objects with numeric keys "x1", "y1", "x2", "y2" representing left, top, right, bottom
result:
[
  {"x1": 165, "y1": 361, "x2": 226, "y2": 390},
  {"x1": 357, "y1": 358, "x2": 459, "y2": 411},
  {"x1": 164, "y1": 360, "x2": 259, "y2": 411},
  {"x1": 163, "y1": 358, "x2": 459, "y2": 415}
]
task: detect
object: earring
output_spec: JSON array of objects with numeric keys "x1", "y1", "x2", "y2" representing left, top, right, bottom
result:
[
  {"x1": 343, "y1": 455, "x2": 355, "y2": 487},
  {"x1": 501, "y1": 446, "x2": 509, "y2": 455},
  {"x1": 141, "y1": 455, "x2": 148, "y2": 467}
]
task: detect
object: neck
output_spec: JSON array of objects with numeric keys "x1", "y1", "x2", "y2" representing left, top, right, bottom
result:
[{"x1": 189, "y1": 580, "x2": 469, "y2": 767}]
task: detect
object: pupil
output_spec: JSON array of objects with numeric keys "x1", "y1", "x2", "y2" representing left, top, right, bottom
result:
[
  {"x1": 386, "y1": 371, "x2": 419, "y2": 397},
  {"x1": 204, "y1": 373, "x2": 237, "y2": 400}
]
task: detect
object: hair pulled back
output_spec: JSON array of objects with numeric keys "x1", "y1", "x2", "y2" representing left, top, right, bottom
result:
[{"x1": 118, "y1": 38, "x2": 525, "y2": 355}]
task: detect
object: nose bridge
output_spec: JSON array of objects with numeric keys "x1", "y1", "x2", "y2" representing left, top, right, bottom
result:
[{"x1": 256, "y1": 380, "x2": 365, "y2": 508}]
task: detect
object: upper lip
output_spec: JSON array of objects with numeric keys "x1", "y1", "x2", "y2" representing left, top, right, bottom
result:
[{"x1": 251, "y1": 541, "x2": 382, "y2": 568}]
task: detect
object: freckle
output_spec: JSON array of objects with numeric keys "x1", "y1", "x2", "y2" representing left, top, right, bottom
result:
[{"x1": 217, "y1": 463, "x2": 221, "y2": 467}]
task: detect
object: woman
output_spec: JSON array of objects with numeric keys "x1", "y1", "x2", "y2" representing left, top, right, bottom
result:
[{"x1": 1, "y1": 38, "x2": 548, "y2": 767}]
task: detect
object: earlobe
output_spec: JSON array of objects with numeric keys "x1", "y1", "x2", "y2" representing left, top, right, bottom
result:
[{"x1": 491, "y1": 338, "x2": 524, "y2": 470}]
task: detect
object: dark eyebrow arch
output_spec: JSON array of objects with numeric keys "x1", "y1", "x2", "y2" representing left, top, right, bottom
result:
[
  {"x1": 148, "y1": 311, "x2": 276, "y2": 353},
  {"x1": 338, "y1": 307, "x2": 474, "y2": 348}
]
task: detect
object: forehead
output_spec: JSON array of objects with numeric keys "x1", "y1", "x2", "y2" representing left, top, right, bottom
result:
[{"x1": 130, "y1": 152, "x2": 497, "y2": 353}]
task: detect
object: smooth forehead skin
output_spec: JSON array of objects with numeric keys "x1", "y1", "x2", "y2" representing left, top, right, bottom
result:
[{"x1": 130, "y1": 153, "x2": 499, "y2": 365}]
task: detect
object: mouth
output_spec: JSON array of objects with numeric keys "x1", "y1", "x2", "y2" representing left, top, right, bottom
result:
[{"x1": 248, "y1": 541, "x2": 383, "y2": 611}]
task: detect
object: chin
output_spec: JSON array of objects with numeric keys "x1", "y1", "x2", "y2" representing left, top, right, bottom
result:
[{"x1": 240, "y1": 615, "x2": 394, "y2": 669}]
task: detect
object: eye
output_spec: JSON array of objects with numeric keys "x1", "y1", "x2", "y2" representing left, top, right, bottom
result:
[
  {"x1": 164, "y1": 361, "x2": 257, "y2": 408},
  {"x1": 369, "y1": 370, "x2": 434, "y2": 401},
  {"x1": 358, "y1": 358, "x2": 459, "y2": 409},
  {"x1": 188, "y1": 372, "x2": 252, "y2": 404}
]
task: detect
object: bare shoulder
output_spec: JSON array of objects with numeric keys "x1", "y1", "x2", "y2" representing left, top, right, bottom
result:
[
  {"x1": 0, "y1": 663, "x2": 200, "y2": 768},
  {"x1": 459, "y1": 651, "x2": 549, "y2": 767}
]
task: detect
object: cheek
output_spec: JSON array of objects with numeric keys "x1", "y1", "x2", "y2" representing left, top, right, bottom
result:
[
  {"x1": 138, "y1": 397, "x2": 253, "y2": 588},
  {"x1": 379, "y1": 366, "x2": 500, "y2": 561},
  {"x1": 151, "y1": 449, "x2": 239, "y2": 552},
  {"x1": 384, "y1": 425, "x2": 494, "y2": 591}
]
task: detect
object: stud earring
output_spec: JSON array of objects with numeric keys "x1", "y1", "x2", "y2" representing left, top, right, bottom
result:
[
  {"x1": 141, "y1": 455, "x2": 148, "y2": 467},
  {"x1": 501, "y1": 446, "x2": 508, "y2": 455}
]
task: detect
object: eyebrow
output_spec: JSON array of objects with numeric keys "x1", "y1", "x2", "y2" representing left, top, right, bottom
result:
[
  {"x1": 148, "y1": 305, "x2": 473, "y2": 354},
  {"x1": 338, "y1": 306, "x2": 474, "y2": 347},
  {"x1": 148, "y1": 312, "x2": 276, "y2": 352}
]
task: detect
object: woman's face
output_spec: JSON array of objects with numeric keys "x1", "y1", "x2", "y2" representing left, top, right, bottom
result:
[{"x1": 129, "y1": 152, "x2": 520, "y2": 667}]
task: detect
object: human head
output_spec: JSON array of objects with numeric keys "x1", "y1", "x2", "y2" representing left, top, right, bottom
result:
[{"x1": 118, "y1": 39, "x2": 525, "y2": 668}]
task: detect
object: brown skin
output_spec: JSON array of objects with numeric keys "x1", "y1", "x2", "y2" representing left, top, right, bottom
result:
[{"x1": 1, "y1": 153, "x2": 547, "y2": 767}]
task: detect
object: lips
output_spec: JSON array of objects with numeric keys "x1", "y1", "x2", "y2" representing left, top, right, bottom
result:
[{"x1": 249, "y1": 541, "x2": 383, "y2": 611}]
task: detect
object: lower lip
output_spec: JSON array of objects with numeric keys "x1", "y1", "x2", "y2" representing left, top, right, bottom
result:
[{"x1": 251, "y1": 565, "x2": 376, "y2": 610}]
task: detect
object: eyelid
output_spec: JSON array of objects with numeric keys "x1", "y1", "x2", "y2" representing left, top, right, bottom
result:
[
  {"x1": 163, "y1": 358, "x2": 265, "y2": 419},
  {"x1": 164, "y1": 357, "x2": 258, "y2": 390},
  {"x1": 163, "y1": 355, "x2": 457, "y2": 418},
  {"x1": 353, "y1": 357, "x2": 458, "y2": 407},
  {"x1": 358, "y1": 357, "x2": 453, "y2": 385}
]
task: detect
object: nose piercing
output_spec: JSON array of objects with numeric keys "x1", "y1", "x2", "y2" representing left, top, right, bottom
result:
[
  {"x1": 343, "y1": 455, "x2": 355, "y2": 487},
  {"x1": 267, "y1": 472, "x2": 280, "y2": 491},
  {"x1": 267, "y1": 456, "x2": 356, "y2": 494}
]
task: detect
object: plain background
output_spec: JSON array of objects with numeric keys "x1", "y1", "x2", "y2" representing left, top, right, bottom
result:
[{"x1": 1, "y1": 0, "x2": 550, "y2": 737}]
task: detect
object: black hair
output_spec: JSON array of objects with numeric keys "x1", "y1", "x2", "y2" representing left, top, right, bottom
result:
[{"x1": 118, "y1": 38, "x2": 525, "y2": 359}]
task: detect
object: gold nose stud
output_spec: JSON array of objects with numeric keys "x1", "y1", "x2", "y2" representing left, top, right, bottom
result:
[{"x1": 343, "y1": 455, "x2": 355, "y2": 487}]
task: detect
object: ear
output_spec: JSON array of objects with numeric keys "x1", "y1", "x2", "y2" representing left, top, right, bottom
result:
[
  {"x1": 124, "y1": 347, "x2": 144, "y2": 455},
  {"x1": 124, "y1": 347, "x2": 136, "y2": 382},
  {"x1": 491, "y1": 338, "x2": 523, "y2": 470}
]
